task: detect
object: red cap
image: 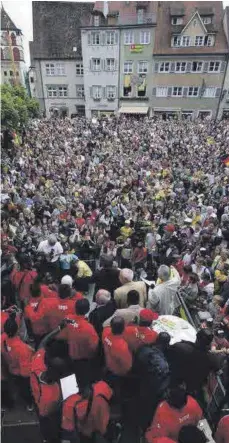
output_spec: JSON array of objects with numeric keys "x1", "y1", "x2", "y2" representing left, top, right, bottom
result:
[
  {"x1": 140, "y1": 309, "x2": 159, "y2": 322},
  {"x1": 164, "y1": 224, "x2": 175, "y2": 233}
]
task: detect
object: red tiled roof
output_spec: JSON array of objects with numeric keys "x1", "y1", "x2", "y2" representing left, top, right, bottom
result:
[
  {"x1": 154, "y1": 1, "x2": 228, "y2": 55},
  {"x1": 94, "y1": 1, "x2": 157, "y2": 18}
]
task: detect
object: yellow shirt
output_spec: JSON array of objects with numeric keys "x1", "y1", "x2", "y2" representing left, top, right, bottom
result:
[
  {"x1": 120, "y1": 226, "x2": 133, "y2": 239},
  {"x1": 77, "y1": 260, "x2": 92, "y2": 278}
]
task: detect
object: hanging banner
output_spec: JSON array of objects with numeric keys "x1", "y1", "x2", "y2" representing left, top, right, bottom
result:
[{"x1": 130, "y1": 44, "x2": 143, "y2": 53}]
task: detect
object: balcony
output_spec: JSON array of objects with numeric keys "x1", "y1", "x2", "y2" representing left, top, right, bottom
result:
[{"x1": 118, "y1": 13, "x2": 157, "y2": 26}]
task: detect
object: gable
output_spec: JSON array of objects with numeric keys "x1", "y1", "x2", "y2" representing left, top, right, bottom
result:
[{"x1": 181, "y1": 11, "x2": 207, "y2": 37}]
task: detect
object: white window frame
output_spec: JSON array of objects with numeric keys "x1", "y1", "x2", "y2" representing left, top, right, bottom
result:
[
  {"x1": 123, "y1": 61, "x2": 133, "y2": 74},
  {"x1": 188, "y1": 87, "x2": 199, "y2": 97},
  {"x1": 156, "y1": 87, "x2": 168, "y2": 97},
  {"x1": 47, "y1": 86, "x2": 57, "y2": 97},
  {"x1": 195, "y1": 36, "x2": 204, "y2": 47},
  {"x1": 106, "y1": 85, "x2": 116, "y2": 99},
  {"x1": 198, "y1": 110, "x2": 212, "y2": 118},
  {"x1": 208, "y1": 61, "x2": 221, "y2": 73},
  {"x1": 138, "y1": 61, "x2": 148, "y2": 74},
  {"x1": 92, "y1": 85, "x2": 102, "y2": 100},
  {"x1": 175, "y1": 62, "x2": 187, "y2": 73},
  {"x1": 159, "y1": 62, "x2": 170, "y2": 73},
  {"x1": 202, "y1": 16, "x2": 212, "y2": 24},
  {"x1": 76, "y1": 85, "x2": 85, "y2": 99},
  {"x1": 191, "y1": 61, "x2": 203, "y2": 73},
  {"x1": 76, "y1": 63, "x2": 84, "y2": 76},
  {"x1": 91, "y1": 32, "x2": 100, "y2": 45},
  {"x1": 171, "y1": 17, "x2": 183, "y2": 25},
  {"x1": 124, "y1": 31, "x2": 134, "y2": 45},
  {"x1": 182, "y1": 36, "x2": 191, "y2": 47},
  {"x1": 203, "y1": 87, "x2": 217, "y2": 98},
  {"x1": 172, "y1": 86, "x2": 183, "y2": 97},
  {"x1": 58, "y1": 86, "x2": 68, "y2": 97},
  {"x1": 46, "y1": 63, "x2": 55, "y2": 76},
  {"x1": 205, "y1": 35, "x2": 214, "y2": 47},
  {"x1": 94, "y1": 15, "x2": 100, "y2": 27},
  {"x1": 140, "y1": 30, "x2": 150, "y2": 45},
  {"x1": 106, "y1": 31, "x2": 115, "y2": 45},
  {"x1": 172, "y1": 36, "x2": 181, "y2": 47},
  {"x1": 105, "y1": 58, "x2": 115, "y2": 71},
  {"x1": 56, "y1": 63, "x2": 65, "y2": 76},
  {"x1": 137, "y1": 8, "x2": 144, "y2": 25},
  {"x1": 91, "y1": 58, "x2": 101, "y2": 71}
]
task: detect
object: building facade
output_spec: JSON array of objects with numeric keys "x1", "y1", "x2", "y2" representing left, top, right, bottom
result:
[
  {"x1": 1, "y1": 6, "x2": 26, "y2": 87},
  {"x1": 29, "y1": 1, "x2": 93, "y2": 117},
  {"x1": 218, "y1": 7, "x2": 229, "y2": 119},
  {"x1": 152, "y1": 2, "x2": 228, "y2": 119}
]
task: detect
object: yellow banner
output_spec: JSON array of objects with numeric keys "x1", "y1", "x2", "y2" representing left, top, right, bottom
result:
[
  {"x1": 130, "y1": 44, "x2": 143, "y2": 53},
  {"x1": 124, "y1": 75, "x2": 131, "y2": 87}
]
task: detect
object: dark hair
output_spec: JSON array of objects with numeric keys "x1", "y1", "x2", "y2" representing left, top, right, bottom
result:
[
  {"x1": 167, "y1": 383, "x2": 187, "y2": 409},
  {"x1": 111, "y1": 316, "x2": 125, "y2": 335},
  {"x1": 45, "y1": 339, "x2": 69, "y2": 364},
  {"x1": 156, "y1": 332, "x2": 171, "y2": 350},
  {"x1": 75, "y1": 298, "x2": 90, "y2": 316},
  {"x1": 30, "y1": 280, "x2": 41, "y2": 298},
  {"x1": 127, "y1": 290, "x2": 139, "y2": 306},
  {"x1": 178, "y1": 425, "x2": 207, "y2": 443},
  {"x1": 189, "y1": 273, "x2": 199, "y2": 284},
  {"x1": 4, "y1": 316, "x2": 18, "y2": 338},
  {"x1": 196, "y1": 329, "x2": 213, "y2": 350},
  {"x1": 183, "y1": 265, "x2": 192, "y2": 274},
  {"x1": 58, "y1": 284, "x2": 71, "y2": 299}
]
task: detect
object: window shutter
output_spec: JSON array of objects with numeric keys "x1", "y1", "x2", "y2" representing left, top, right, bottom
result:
[
  {"x1": 170, "y1": 62, "x2": 175, "y2": 73},
  {"x1": 220, "y1": 61, "x2": 226, "y2": 73},
  {"x1": 115, "y1": 59, "x2": 118, "y2": 71},
  {"x1": 90, "y1": 87, "x2": 93, "y2": 98},
  {"x1": 100, "y1": 59, "x2": 104, "y2": 71},
  {"x1": 101, "y1": 32, "x2": 106, "y2": 45},
  {"x1": 186, "y1": 62, "x2": 192, "y2": 73},
  {"x1": 115, "y1": 32, "x2": 118, "y2": 45},
  {"x1": 167, "y1": 87, "x2": 172, "y2": 96},
  {"x1": 103, "y1": 87, "x2": 106, "y2": 98},
  {"x1": 183, "y1": 87, "x2": 188, "y2": 97},
  {"x1": 203, "y1": 62, "x2": 208, "y2": 72},
  {"x1": 88, "y1": 33, "x2": 91, "y2": 45},
  {"x1": 152, "y1": 87, "x2": 157, "y2": 96},
  {"x1": 154, "y1": 62, "x2": 159, "y2": 73},
  {"x1": 215, "y1": 87, "x2": 221, "y2": 98}
]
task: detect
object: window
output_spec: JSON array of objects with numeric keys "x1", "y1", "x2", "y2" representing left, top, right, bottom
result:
[
  {"x1": 76, "y1": 86, "x2": 84, "y2": 98},
  {"x1": 172, "y1": 87, "x2": 183, "y2": 96},
  {"x1": 171, "y1": 17, "x2": 183, "y2": 25},
  {"x1": 188, "y1": 87, "x2": 199, "y2": 97},
  {"x1": 92, "y1": 85, "x2": 102, "y2": 99},
  {"x1": 56, "y1": 63, "x2": 65, "y2": 75},
  {"x1": 47, "y1": 87, "x2": 57, "y2": 97},
  {"x1": 91, "y1": 32, "x2": 100, "y2": 45},
  {"x1": 10, "y1": 71, "x2": 13, "y2": 76},
  {"x1": 172, "y1": 36, "x2": 181, "y2": 47},
  {"x1": 156, "y1": 87, "x2": 167, "y2": 97},
  {"x1": 192, "y1": 61, "x2": 203, "y2": 72},
  {"x1": 208, "y1": 61, "x2": 220, "y2": 72},
  {"x1": 30, "y1": 76, "x2": 34, "y2": 83},
  {"x1": 202, "y1": 16, "x2": 212, "y2": 24},
  {"x1": 11, "y1": 33, "x2": 16, "y2": 45},
  {"x1": 182, "y1": 36, "x2": 191, "y2": 47},
  {"x1": 124, "y1": 31, "x2": 134, "y2": 45},
  {"x1": 94, "y1": 15, "x2": 100, "y2": 27},
  {"x1": 106, "y1": 31, "x2": 115, "y2": 45},
  {"x1": 195, "y1": 36, "x2": 204, "y2": 46},
  {"x1": 205, "y1": 35, "x2": 214, "y2": 46},
  {"x1": 46, "y1": 64, "x2": 55, "y2": 76},
  {"x1": 91, "y1": 58, "x2": 101, "y2": 71},
  {"x1": 138, "y1": 61, "x2": 148, "y2": 74},
  {"x1": 76, "y1": 63, "x2": 84, "y2": 75},
  {"x1": 159, "y1": 62, "x2": 170, "y2": 73},
  {"x1": 203, "y1": 87, "x2": 217, "y2": 98},
  {"x1": 107, "y1": 85, "x2": 116, "y2": 99},
  {"x1": 13, "y1": 47, "x2": 20, "y2": 61},
  {"x1": 106, "y1": 58, "x2": 115, "y2": 71},
  {"x1": 124, "y1": 61, "x2": 133, "y2": 74},
  {"x1": 137, "y1": 9, "x2": 144, "y2": 24},
  {"x1": 58, "y1": 86, "x2": 68, "y2": 97},
  {"x1": 175, "y1": 62, "x2": 187, "y2": 72},
  {"x1": 140, "y1": 31, "x2": 150, "y2": 45},
  {"x1": 4, "y1": 71, "x2": 7, "y2": 76},
  {"x1": 123, "y1": 85, "x2": 132, "y2": 97}
]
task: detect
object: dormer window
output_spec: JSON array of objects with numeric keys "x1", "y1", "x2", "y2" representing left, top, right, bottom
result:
[
  {"x1": 202, "y1": 16, "x2": 212, "y2": 24},
  {"x1": 137, "y1": 8, "x2": 144, "y2": 24},
  {"x1": 171, "y1": 17, "x2": 183, "y2": 25},
  {"x1": 94, "y1": 15, "x2": 100, "y2": 27}
]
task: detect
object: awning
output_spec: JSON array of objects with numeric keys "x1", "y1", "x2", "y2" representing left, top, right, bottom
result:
[{"x1": 118, "y1": 106, "x2": 148, "y2": 114}]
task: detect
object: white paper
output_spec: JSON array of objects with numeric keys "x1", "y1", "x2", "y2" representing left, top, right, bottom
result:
[{"x1": 60, "y1": 374, "x2": 79, "y2": 400}]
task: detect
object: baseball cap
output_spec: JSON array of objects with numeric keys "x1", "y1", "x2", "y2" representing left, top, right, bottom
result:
[
  {"x1": 140, "y1": 309, "x2": 159, "y2": 322},
  {"x1": 61, "y1": 275, "x2": 73, "y2": 287}
]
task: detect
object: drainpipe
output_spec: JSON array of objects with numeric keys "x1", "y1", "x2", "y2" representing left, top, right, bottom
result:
[
  {"x1": 39, "y1": 59, "x2": 46, "y2": 116},
  {"x1": 216, "y1": 53, "x2": 229, "y2": 120}
]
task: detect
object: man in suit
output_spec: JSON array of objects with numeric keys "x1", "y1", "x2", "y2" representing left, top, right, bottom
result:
[
  {"x1": 89, "y1": 289, "x2": 116, "y2": 335},
  {"x1": 103, "y1": 290, "x2": 142, "y2": 326},
  {"x1": 114, "y1": 268, "x2": 147, "y2": 309},
  {"x1": 91, "y1": 255, "x2": 121, "y2": 297}
]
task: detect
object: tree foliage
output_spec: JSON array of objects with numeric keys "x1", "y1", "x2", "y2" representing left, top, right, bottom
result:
[{"x1": 1, "y1": 84, "x2": 40, "y2": 131}]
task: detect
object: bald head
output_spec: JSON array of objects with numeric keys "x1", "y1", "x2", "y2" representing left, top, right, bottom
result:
[{"x1": 96, "y1": 289, "x2": 111, "y2": 306}]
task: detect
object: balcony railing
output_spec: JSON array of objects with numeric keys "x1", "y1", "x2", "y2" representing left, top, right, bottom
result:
[{"x1": 118, "y1": 13, "x2": 157, "y2": 26}]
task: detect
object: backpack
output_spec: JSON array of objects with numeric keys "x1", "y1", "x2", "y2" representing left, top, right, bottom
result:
[{"x1": 135, "y1": 345, "x2": 170, "y2": 394}]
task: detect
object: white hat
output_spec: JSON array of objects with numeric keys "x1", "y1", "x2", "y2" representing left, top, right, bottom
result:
[
  {"x1": 184, "y1": 218, "x2": 192, "y2": 224},
  {"x1": 125, "y1": 220, "x2": 131, "y2": 225},
  {"x1": 61, "y1": 275, "x2": 73, "y2": 287}
]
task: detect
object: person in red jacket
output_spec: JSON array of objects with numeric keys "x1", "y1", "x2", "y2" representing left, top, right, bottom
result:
[
  {"x1": 215, "y1": 415, "x2": 229, "y2": 443},
  {"x1": 10, "y1": 260, "x2": 37, "y2": 305},
  {"x1": 102, "y1": 316, "x2": 133, "y2": 377},
  {"x1": 61, "y1": 380, "x2": 113, "y2": 441},
  {"x1": 145, "y1": 383, "x2": 203, "y2": 442},
  {"x1": 123, "y1": 309, "x2": 158, "y2": 352},
  {"x1": 1, "y1": 314, "x2": 34, "y2": 410}
]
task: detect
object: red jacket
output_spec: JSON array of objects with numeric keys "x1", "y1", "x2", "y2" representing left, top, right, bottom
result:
[
  {"x1": 31, "y1": 348, "x2": 46, "y2": 374},
  {"x1": 145, "y1": 396, "x2": 202, "y2": 442},
  {"x1": 30, "y1": 371, "x2": 61, "y2": 417},
  {"x1": 24, "y1": 296, "x2": 48, "y2": 336},
  {"x1": 40, "y1": 284, "x2": 58, "y2": 299},
  {"x1": 10, "y1": 268, "x2": 38, "y2": 302},
  {"x1": 1, "y1": 334, "x2": 34, "y2": 377},
  {"x1": 63, "y1": 314, "x2": 99, "y2": 360},
  {"x1": 62, "y1": 381, "x2": 113, "y2": 435},
  {"x1": 123, "y1": 325, "x2": 158, "y2": 352},
  {"x1": 215, "y1": 415, "x2": 229, "y2": 443},
  {"x1": 102, "y1": 327, "x2": 132, "y2": 376}
]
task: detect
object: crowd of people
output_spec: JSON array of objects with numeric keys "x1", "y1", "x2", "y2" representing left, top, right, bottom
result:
[{"x1": 1, "y1": 115, "x2": 229, "y2": 443}]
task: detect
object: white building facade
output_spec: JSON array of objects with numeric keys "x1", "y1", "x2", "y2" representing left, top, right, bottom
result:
[{"x1": 81, "y1": 26, "x2": 120, "y2": 118}]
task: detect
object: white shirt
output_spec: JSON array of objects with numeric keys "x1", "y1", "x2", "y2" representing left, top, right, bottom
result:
[{"x1": 37, "y1": 240, "x2": 63, "y2": 262}]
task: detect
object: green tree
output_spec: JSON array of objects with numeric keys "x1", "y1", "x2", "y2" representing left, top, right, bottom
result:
[{"x1": 1, "y1": 84, "x2": 40, "y2": 131}]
